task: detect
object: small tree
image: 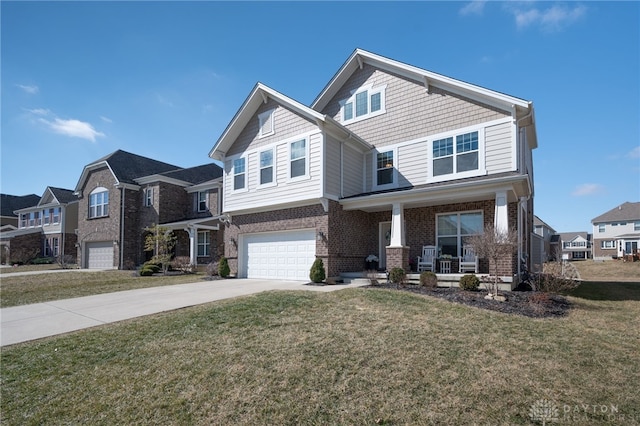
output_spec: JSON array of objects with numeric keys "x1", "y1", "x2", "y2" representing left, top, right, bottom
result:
[
  {"x1": 218, "y1": 256, "x2": 230, "y2": 278},
  {"x1": 144, "y1": 224, "x2": 177, "y2": 275},
  {"x1": 465, "y1": 224, "x2": 518, "y2": 298},
  {"x1": 309, "y1": 258, "x2": 326, "y2": 283}
]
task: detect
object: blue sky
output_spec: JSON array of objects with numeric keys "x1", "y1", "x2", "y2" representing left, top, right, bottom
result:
[{"x1": 2, "y1": 1, "x2": 638, "y2": 233}]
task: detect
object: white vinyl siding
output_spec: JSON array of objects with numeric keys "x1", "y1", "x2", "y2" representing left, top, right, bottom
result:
[{"x1": 485, "y1": 121, "x2": 514, "y2": 173}]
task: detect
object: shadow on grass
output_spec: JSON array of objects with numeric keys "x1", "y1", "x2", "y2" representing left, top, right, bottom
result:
[{"x1": 567, "y1": 281, "x2": 640, "y2": 301}]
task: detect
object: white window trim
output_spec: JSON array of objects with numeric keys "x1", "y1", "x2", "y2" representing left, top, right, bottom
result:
[
  {"x1": 258, "y1": 109, "x2": 275, "y2": 138},
  {"x1": 144, "y1": 187, "x2": 153, "y2": 207},
  {"x1": 231, "y1": 156, "x2": 248, "y2": 193},
  {"x1": 340, "y1": 84, "x2": 387, "y2": 125},
  {"x1": 52, "y1": 208, "x2": 60, "y2": 225},
  {"x1": 428, "y1": 126, "x2": 487, "y2": 183},
  {"x1": 89, "y1": 187, "x2": 109, "y2": 219},
  {"x1": 257, "y1": 147, "x2": 277, "y2": 189},
  {"x1": 197, "y1": 231, "x2": 210, "y2": 256},
  {"x1": 197, "y1": 190, "x2": 209, "y2": 212},
  {"x1": 372, "y1": 147, "x2": 398, "y2": 190},
  {"x1": 288, "y1": 137, "x2": 310, "y2": 182}
]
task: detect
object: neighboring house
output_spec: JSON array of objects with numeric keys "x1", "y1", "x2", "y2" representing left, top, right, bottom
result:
[
  {"x1": 533, "y1": 215, "x2": 557, "y2": 264},
  {"x1": 209, "y1": 49, "x2": 538, "y2": 286},
  {"x1": 591, "y1": 201, "x2": 640, "y2": 260},
  {"x1": 0, "y1": 193, "x2": 42, "y2": 263},
  {"x1": 558, "y1": 232, "x2": 592, "y2": 260},
  {"x1": 74, "y1": 149, "x2": 223, "y2": 269}
]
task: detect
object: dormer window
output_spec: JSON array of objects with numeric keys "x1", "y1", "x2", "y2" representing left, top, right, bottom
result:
[
  {"x1": 341, "y1": 84, "x2": 386, "y2": 124},
  {"x1": 258, "y1": 109, "x2": 275, "y2": 138}
]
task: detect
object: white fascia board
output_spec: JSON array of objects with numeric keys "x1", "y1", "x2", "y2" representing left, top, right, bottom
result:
[
  {"x1": 135, "y1": 174, "x2": 192, "y2": 187},
  {"x1": 340, "y1": 175, "x2": 530, "y2": 211},
  {"x1": 185, "y1": 178, "x2": 223, "y2": 193}
]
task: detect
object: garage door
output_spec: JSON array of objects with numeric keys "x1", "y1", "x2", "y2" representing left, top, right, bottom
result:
[
  {"x1": 242, "y1": 230, "x2": 316, "y2": 280},
  {"x1": 86, "y1": 241, "x2": 114, "y2": 269}
]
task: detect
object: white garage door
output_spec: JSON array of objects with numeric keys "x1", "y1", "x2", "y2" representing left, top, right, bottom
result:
[
  {"x1": 242, "y1": 230, "x2": 316, "y2": 280},
  {"x1": 86, "y1": 241, "x2": 114, "y2": 269}
]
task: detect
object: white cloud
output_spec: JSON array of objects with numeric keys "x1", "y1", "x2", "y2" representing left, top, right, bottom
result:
[
  {"x1": 16, "y1": 84, "x2": 39, "y2": 94},
  {"x1": 156, "y1": 93, "x2": 174, "y2": 107},
  {"x1": 100, "y1": 116, "x2": 113, "y2": 123},
  {"x1": 572, "y1": 183, "x2": 605, "y2": 196},
  {"x1": 39, "y1": 117, "x2": 105, "y2": 142},
  {"x1": 460, "y1": 1, "x2": 486, "y2": 16},
  {"x1": 628, "y1": 146, "x2": 640, "y2": 159},
  {"x1": 508, "y1": 3, "x2": 587, "y2": 32},
  {"x1": 24, "y1": 108, "x2": 51, "y2": 116}
]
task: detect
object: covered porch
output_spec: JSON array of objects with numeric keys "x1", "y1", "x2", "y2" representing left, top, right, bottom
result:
[{"x1": 161, "y1": 216, "x2": 224, "y2": 265}]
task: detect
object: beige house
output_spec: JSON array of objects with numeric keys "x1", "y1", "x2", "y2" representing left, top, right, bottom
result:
[{"x1": 210, "y1": 49, "x2": 538, "y2": 287}]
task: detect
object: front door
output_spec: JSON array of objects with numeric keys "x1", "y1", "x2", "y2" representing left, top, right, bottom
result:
[{"x1": 379, "y1": 221, "x2": 392, "y2": 269}]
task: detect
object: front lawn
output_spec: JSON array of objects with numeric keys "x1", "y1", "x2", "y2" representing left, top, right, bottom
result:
[
  {"x1": 2, "y1": 288, "x2": 638, "y2": 425},
  {"x1": 0, "y1": 270, "x2": 208, "y2": 308}
]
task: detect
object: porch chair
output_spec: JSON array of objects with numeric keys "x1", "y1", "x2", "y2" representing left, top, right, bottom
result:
[
  {"x1": 417, "y1": 245, "x2": 437, "y2": 272},
  {"x1": 459, "y1": 245, "x2": 479, "y2": 274}
]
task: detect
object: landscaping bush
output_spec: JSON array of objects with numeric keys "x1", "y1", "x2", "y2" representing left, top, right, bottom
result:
[
  {"x1": 139, "y1": 266, "x2": 155, "y2": 276},
  {"x1": 389, "y1": 267, "x2": 406, "y2": 287},
  {"x1": 419, "y1": 271, "x2": 438, "y2": 288},
  {"x1": 206, "y1": 260, "x2": 219, "y2": 277},
  {"x1": 31, "y1": 257, "x2": 54, "y2": 265},
  {"x1": 459, "y1": 274, "x2": 480, "y2": 291},
  {"x1": 142, "y1": 261, "x2": 161, "y2": 274},
  {"x1": 309, "y1": 258, "x2": 326, "y2": 283},
  {"x1": 171, "y1": 256, "x2": 195, "y2": 274},
  {"x1": 218, "y1": 256, "x2": 230, "y2": 278}
]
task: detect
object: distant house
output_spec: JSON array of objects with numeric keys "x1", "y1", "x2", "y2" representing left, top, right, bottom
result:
[
  {"x1": 558, "y1": 232, "x2": 592, "y2": 260},
  {"x1": 533, "y1": 215, "x2": 557, "y2": 263},
  {"x1": 0, "y1": 193, "x2": 43, "y2": 263},
  {"x1": 591, "y1": 201, "x2": 640, "y2": 260},
  {"x1": 74, "y1": 150, "x2": 224, "y2": 269},
  {"x1": 209, "y1": 49, "x2": 538, "y2": 286}
]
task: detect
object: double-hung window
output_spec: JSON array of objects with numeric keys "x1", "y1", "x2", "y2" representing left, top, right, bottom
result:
[
  {"x1": 52, "y1": 208, "x2": 60, "y2": 224},
  {"x1": 233, "y1": 158, "x2": 246, "y2": 191},
  {"x1": 258, "y1": 109, "x2": 275, "y2": 138},
  {"x1": 376, "y1": 150, "x2": 394, "y2": 186},
  {"x1": 290, "y1": 139, "x2": 307, "y2": 179},
  {"x1": 259, "y1": 149, "x2": 274, "y2": 186},
  {"x1": 197, "y1": 191, "x2": 208, "y2": 212},
  {"x1": 89, "y1": 189, "x2": 109, "y2": 218},
  {"x1": 43, "y1": 209, "x2": 51, "y2": 226},
  {"x1": 598, "y1": 224, "x2": 605, "y2": 233},
  {"x1": 144, "y1": 188, "x2": 153, "y2": 207},
  {"x1": 197, "y1": 231, "x2": 210, "y2": 256},
  {"x1": 342, "y1": 85, "x2": 386, "y2": 124},
  {"x1": 433, "y1": 131, "x2": 479, "y2": 177},
  {"x1": 436, "y1": 212, "x2": 483, "y2": 257}
]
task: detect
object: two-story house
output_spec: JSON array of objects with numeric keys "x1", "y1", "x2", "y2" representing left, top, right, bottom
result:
[
  {"x1": 0, "y1": 192, "x2": 49, "y2": 263},
  {"x1": 74, "y1": 150, "x2": 223, "y2": 269},
  {"x1": 533, "y1": 215, "x2": 556, "y2": 264},
  {"x1": 592, "y1": 202, "x2": 640, "y2": 260},
  {"x1": 209, "y1": 49, "x2": 538, "y2": 286},
  {"x1": 558, "y1": 232, "x2": 591, "y2": 260}
]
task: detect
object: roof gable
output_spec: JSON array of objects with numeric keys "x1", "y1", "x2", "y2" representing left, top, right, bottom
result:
[
  {"x1": 0, "y1": 194, "x2": 40, "y2": 217},
  {"x1": 592, "y1": 202, "x2": 640, "y2": 223},
  {"x1": 39, "y1": 187, "x2": 77, "y2": 206},
  {"x1": 209, "y1": 83, "x2": 370, "y2": 161}
]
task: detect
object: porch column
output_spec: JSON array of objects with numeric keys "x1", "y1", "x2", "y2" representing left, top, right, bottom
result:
[
  {"x1": 386, "y1": 203, "x2": 409, "y2": 271},
  {"x1": 494, "y1": 191, "x2": 509, "y2": 234},
  {"x1": 186, "y1": 227, "x2": 197, "y2": 265}
]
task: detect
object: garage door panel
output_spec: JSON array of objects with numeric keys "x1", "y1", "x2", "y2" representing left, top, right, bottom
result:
[
  {"x1": 86, "y1": 241, "x2": 114, "y2": 269},
  {"x1": 243, "y1": 230, "x2": 316, "y2": 280}
]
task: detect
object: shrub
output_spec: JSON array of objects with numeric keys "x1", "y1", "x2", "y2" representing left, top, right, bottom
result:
[
  {"x1": 206, "y1": 260, "x2": 219, "y2": 277},
  {"x1": 309, "y1": 258, "x2": 326, "y2": 283},
  {"x1": 419, "y1": 271, "x2": 438, "y2": 288},
  {"x1": 389, "y1": 267, "x2": 406, "y2": 287},
  {"x1": 171, "y1": 256, "x2": 195, "y2": 274},
  {"x1": 139, "y1": 266, "x2": 155, "y2": 276},
  {"x1": 142, "y1": 261, "x2": 161, "y2": 274},
  {"x1": 218, "y1": 256, "x2": 230, "y2": 278},
  {"x1": 31, "y1": 257, "x2": 54, "y2": 265},
  {"x1": 534, "y1": 273, "x2": 580, "y2": 294},
  {"x1": 459, "y1": 274, "x2": 480, "y2": 291}
]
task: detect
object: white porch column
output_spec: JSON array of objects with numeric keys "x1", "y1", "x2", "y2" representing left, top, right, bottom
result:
[
  {"x1": 186, "y1": 227, "x2": 197, "y2": 265},
  {"x1": 389, "y1": 202, "x2": 406, "y2": 247},
  {"x1": 494, "y1": 191, "x2": 509, "y2": 234}
]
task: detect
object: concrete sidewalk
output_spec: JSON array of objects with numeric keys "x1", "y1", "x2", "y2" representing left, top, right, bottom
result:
[{"x1": 0, "y1": 279, "x2": 363, "y2": 347}]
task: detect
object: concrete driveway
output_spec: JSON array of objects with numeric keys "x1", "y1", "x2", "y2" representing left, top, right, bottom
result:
[{"x1": 1, "y1": 278, "x2": 366, "y2": 347}]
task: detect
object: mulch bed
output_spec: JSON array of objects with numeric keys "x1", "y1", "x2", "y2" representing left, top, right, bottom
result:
[{"x1": 365, "y1": 283, "x2": 571, "y2": 318}]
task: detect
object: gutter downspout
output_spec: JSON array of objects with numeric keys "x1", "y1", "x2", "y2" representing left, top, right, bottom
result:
[
  {"x1": 515, "y1": 104, "x2": 534, "y2": 277},
  {"x1": 120, "y1": 187, "x2": 125, "y2": 269}
]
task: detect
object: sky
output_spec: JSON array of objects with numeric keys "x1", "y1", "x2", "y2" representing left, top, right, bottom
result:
[{"x1": 1, "y1": 1, "x2": 638, "y2": 233}]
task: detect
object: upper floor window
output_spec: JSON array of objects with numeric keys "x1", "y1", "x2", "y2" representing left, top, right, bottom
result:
[
  {"x1": 433, "y1": 131, "x2": 479, "y2": 177},
  {"x1": 89, "y1": 188, "x2": 109, "y2": 218},
  {"x1": 144, "y1": 188, "x2": 153, "y2": 207},
  {"x1": 635, "y1": 222, "x2": 640, "y2": 231},
  {"x1": 197, "y1": 191, "x2": 208, "y2": 212},
  {"x1": 43, "y1": 209, "x2": 51, "y2": 226},
  {"x1": 290, "y1": 139, "x2": 307, "y2": 179},
  {"x1": 341, "y1": 85, "x2": 386, "y2": 124},
  {"x1": 598, "y1": 224, "x2": 605, "y2": 233},
  {"x1": 258, "y1": 109, "x2": 275, "y2": 138},
  {"x1": 376, "y1": 150, "x2": 394, "y2": 186},
  {"x1": 259, "y1": 149, "x2": 274, "y2": 186},
  {"x1": 52, "y1": 208, "x2": 60, "y2": 224},
  {"x1": 19, "y1": 213, "x2": 27, "y2": 228},
  {"x1": 233, "y1": 158, "x2": 246, "y2": 191}
]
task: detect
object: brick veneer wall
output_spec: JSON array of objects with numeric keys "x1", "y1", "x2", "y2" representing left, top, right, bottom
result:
[{"x1": 8, "y1": 232, "x2": 42, "y2": 263}]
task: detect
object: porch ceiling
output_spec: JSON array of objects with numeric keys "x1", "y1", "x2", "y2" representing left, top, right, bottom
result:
[{"x1": 340, "y1": 174, "x2": 531, "y2": 212}]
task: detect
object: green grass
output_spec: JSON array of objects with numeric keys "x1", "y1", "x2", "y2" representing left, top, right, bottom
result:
[
  {"x1": 0, "y1": 270, "x2": 208, "y2": 308},
  {"x1": 2, "y1": 288, "x2": 639, "y2": 425}
]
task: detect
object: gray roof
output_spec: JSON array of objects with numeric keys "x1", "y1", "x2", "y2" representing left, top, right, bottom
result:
[
  {"x1": 534, "y1": 215, "x2": 555, "y2": 232},
  {"x1": 559, "y1": 232, "x2": 591, "y2": 242},
  {"x1": 93, "y1": 150, "x2": 181, "y2": 185},
  {"x1": 160, "y1": 163, "x2": 223, "y2": 185},
  {"x1": 0, "y1": 194, "x2": 41, "y2": 217},
  {"x1": 592, "y1": 202, "x2": 640, "y2": 223},
  {"x1": 47, "y1": 187, "x2": 78, "y2": 204}
]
